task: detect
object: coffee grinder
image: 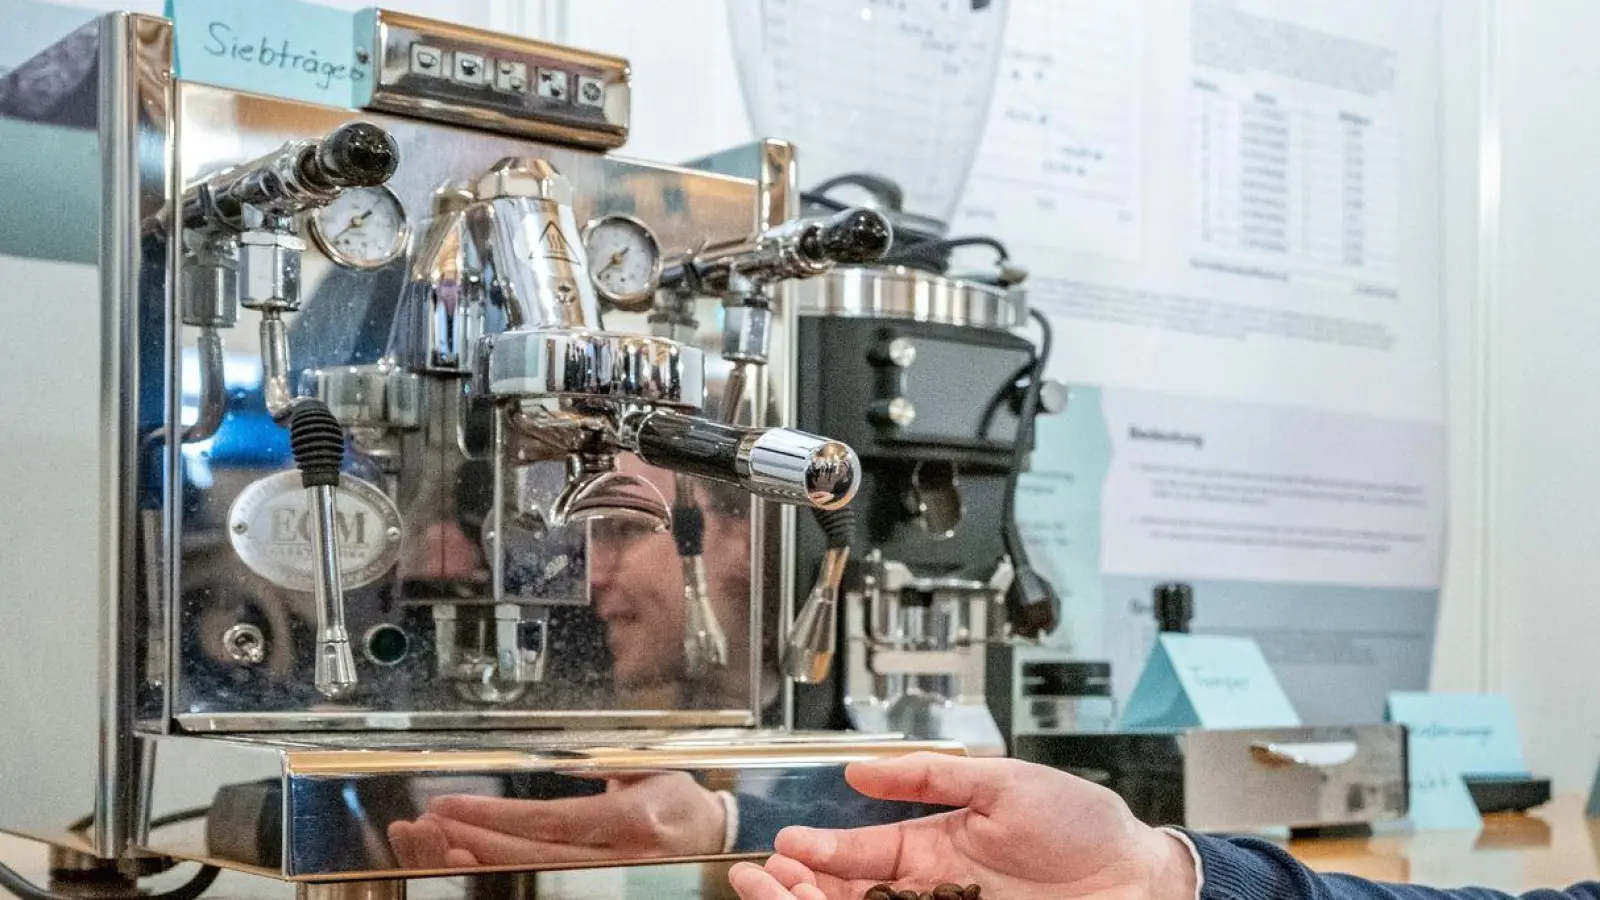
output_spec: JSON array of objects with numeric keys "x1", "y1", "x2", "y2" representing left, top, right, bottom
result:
[{"x1": 780, "y1": 174, "x2": 1063, "y2": 755}]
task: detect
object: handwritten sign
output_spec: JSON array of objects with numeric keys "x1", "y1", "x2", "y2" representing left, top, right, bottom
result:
[
  {"x1": 1386, "y1": 692, "x2": 1528, "y2": 831},
  {"x1": 166, "y1": 0, "x2": 368, "y2": 108},
  {"x1": 1119, "y1": 634, "x2": 1301, "y2": 730}
]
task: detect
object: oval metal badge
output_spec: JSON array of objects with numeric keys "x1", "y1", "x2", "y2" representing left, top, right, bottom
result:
[{"x1": 227, "y1": 471, "x2": 403, "y2": 593}]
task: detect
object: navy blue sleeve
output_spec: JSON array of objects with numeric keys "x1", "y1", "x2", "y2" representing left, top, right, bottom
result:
[{"x1": 1189, "y1": 831, "x2": 1600, "y2": 900}]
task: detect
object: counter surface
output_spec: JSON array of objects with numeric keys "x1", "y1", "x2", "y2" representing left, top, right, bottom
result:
[
  {"x1": 1291, "y1": 795, "x2": 1600, "y2": 893},
  {"x1": 3, "y1": 797, "x2": 1599, "y2": 897}
]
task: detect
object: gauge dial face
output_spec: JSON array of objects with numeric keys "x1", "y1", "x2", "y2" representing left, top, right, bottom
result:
[
  {"x1": 582, "y1": 215, "x2": 662, "y2": 309},
  {"x1": 309, "y1": 185, "x2": 410, "y2": 269}
]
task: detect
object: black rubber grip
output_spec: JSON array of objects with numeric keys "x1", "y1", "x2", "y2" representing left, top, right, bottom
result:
[
  {"x1": 805, "y1": 207, "x2": 893, "y2": 265},
  {"x1": 812, "y1": 505, "x2": 854, "y2": 551},
  {"x1": 673, "y1": 505, "x2": 705, "y2": 557},
  {"x1": 305, "y1": 122, "x2": 399, "y2": 189},
  {"x1": 288, "y1": 400, "x2": 346, "y2": 489}
]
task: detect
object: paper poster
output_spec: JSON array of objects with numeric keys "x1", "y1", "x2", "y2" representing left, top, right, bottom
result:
[{"x1": 714, "y1": 0, "x2": 1447, "y2": 724}]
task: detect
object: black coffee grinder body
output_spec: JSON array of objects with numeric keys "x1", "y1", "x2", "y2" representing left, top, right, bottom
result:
[{"x1": 782, "y1": 175, "x2": 1061, "y2": 753}]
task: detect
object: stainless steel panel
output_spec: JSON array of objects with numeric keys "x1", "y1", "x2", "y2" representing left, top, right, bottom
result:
[
  {"x1": 139, "y1": 731, "x2": 961, "y2": 881},
  {"x1": 357, "y1": 10, "x2": 629, "y2": 148},
  {"x1": 1181, "y1": 725, "x2": 1408, "y2": 833},
  {"x1": 169, "y1": 84, "x2": 769, "y2": 728},
  {"x1": 0, "y1": 11, "x2": 172, "y2": 856}
]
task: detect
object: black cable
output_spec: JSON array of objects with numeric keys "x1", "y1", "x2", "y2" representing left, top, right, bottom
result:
[
  {"x1": 800, "y1": 191, "x2": 849, "y2": 212},
  {"x1": 880, "y1": 235, "x2": 1009, "y2": 268},
  {"x1": 0, "y1": 861, "x2": 220, "y2": 900},
  {"x1": 68, "y1": 807, "x2": 210, "y2": 835},
  {"x1": 1001, "y1": 308, "x2": 1060, "y2": 639}
]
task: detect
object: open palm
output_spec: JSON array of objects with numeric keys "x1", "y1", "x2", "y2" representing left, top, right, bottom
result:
[{"x1": 729, "y1": 753, "x2": 1194, "y2": 900}]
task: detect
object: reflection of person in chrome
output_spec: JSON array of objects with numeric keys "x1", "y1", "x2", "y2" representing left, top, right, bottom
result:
[
  {"x1": 586, "y1": 455, "x2": 765, "y2": 711},
  {"x1": 388, "y1": 455, "x2": 796, "y2": 867}
]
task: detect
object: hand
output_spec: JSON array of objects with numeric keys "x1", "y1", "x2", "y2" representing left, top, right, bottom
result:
[
  {"x1": 727, "y1": 753, "x2": 1196, "y2": 900},
  {"x1": 388, "y1": 771, "x2": 727, "y2": 868}
]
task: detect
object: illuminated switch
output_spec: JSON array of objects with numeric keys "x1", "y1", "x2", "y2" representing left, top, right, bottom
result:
[
  {"x1": 536, "y1": 68, "x2": 569, "y2": 102},
  {"x1": 576, "y1": 75, "x2": 605, "y2": 108},
  {"x1": 494, "y1": 60, "x2": 528, "y2": 93},
  {"x1": 453, "y1": 51, "x2": 488, "y2": 86},
  {"x1": 410, "y1": 43, "x2": 443, "y2": 78}
]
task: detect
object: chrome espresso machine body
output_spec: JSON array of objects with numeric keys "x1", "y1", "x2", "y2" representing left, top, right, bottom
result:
[
  {"x1": 772, "y1": 175, "x2": 1068, "y2": 757},
  {"x1": 0, "y1": 10, "x2": 955, "y2": 889}
]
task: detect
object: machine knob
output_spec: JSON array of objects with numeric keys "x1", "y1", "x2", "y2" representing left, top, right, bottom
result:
[
  {"x1": 801, "y1": 207, "x2": 894, "y2": 265},
  {"x1": 871, "y1": 397, "x2": 917, "y2": 428},
  {"x1": 307, "y1": 121, "x2": 400, "y2": 188},
  {"x1": 1037, "y1": 378, "x2": 1069, "y2": 414},
  {"x1": 871, "y1": 337, "x2": 917, "y2": 369}
]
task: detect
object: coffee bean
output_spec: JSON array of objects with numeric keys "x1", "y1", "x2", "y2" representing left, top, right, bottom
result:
[
  {"x1": 931, "y1": 884, "x2": 963, "y2": 900},
  {"x1": 864, "y1": 888, "x2": 891, "y2": 900},
  {"x1": 962, "y1": 885, "x2": 982, "y2": 900},
  {"x1": 894, "y1": 890, "x2": 920, "y2": 900}
]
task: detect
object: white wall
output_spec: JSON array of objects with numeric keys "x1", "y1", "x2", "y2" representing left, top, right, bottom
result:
[
  {"x1": 1472, "y1": 0, "x2": 1600, "y2": 794},
  {"x1": 1432, "y1": 2, "x2": 1491, "y2": 697}
]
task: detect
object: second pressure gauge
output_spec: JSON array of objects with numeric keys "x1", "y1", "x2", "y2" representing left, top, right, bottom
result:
[
  {"x1": 582, "y1": 214, "x2": 662, "y2": 310},
  {"x1": 309, "y1": 185, "x2": 410, "y2": 269}
]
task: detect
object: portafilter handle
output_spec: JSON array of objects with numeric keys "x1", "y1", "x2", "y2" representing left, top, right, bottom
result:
[{"x1": 629, "y1": 410, "x2": 860, "y2": 510}]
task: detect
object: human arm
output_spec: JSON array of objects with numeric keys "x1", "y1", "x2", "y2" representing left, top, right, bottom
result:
[
  {"x1": 723, "y1": 753, "x2": 1600, "y2": 900},
  {"x1": 1177, "y1": 828, "x2": 1600, "y2": 900}
]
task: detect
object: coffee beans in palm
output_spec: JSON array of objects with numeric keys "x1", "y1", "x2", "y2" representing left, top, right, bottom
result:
[{"x1": 862, "y1": 884, "x2": 983, "y2": 900}]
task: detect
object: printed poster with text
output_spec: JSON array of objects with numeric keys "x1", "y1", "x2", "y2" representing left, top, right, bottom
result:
[
  {"x1": 730, "y1": 0, "x2": 1447, "y2": 724},
  {"x1": 951, "y1": 0, "x2": 1447, "y2": 723}
]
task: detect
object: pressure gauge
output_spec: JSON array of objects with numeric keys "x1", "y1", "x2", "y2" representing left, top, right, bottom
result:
[
  {"x1": 582, "y1": 214, "x2": 662, "y2": 310},
  {"x1": 309, "y1": 185, "x2": 410, "y2": 269}
]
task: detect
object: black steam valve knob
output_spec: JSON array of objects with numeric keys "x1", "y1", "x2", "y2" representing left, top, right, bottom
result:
[
  {"x1": 305, "y1": 121, "x2": 400, "y2": 190},
  {"x1": 802, "y1": 207, "x2": 894, "y2": 266}
]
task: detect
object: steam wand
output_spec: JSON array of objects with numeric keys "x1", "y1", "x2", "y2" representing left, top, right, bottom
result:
[{"x1": 287, "y1": 401, "x2": 357, "y2": 697}]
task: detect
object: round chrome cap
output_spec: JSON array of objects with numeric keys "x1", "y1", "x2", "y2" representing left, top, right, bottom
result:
[{"x1": 742, "y1": 430, "x2": 861, "y2": 510}]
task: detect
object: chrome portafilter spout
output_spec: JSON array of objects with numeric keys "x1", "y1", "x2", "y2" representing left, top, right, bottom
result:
[
  {"x1": 673, "y1": 491, "x2": 729, "y2": 680},
  {"x1": 549, "y1": 453, "x2": 671, "y2": 531},
  {"x1": 783, "y1": 505, "x2": 854, "y2": 683}
]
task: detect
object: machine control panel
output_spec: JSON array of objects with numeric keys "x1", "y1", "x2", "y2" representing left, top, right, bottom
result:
[{"x1": 356, "y1": 9, "x2": 629, "y2": 149}]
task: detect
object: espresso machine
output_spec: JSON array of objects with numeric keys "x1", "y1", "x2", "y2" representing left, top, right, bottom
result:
[
  {"x1": 0, "y1": 10, "x2": 959, "y2": 897},
  {"x1": 769, "y1": 174, "x2": 1066, "y2": 757}
]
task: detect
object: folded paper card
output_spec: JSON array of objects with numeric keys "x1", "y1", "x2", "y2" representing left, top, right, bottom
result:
[
  {"x1": 166, "y1": 0, "x2": 368, "y2": 108},
  {"x1": 1385, "y1": 692, "x2": 1529, "y2": 831},
  {"x1": 1119, "y1": 634, "x2": 1301, "y2": 730}
]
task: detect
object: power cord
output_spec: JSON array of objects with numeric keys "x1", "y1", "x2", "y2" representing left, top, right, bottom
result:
[
  {"x1": 1000, "y1": 308, "x2": 1060, "y2": 639},
  {"x1": 0, "y1": 861, "x2": 219, "y2": 900},
  {"x1": 2, "y1": 809, "x2": 222, "y2": 900}
]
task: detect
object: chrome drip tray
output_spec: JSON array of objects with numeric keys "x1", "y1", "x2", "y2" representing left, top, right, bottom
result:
[{"x1": 139, "y1": 729, "x2": 961, "y2": 882}]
